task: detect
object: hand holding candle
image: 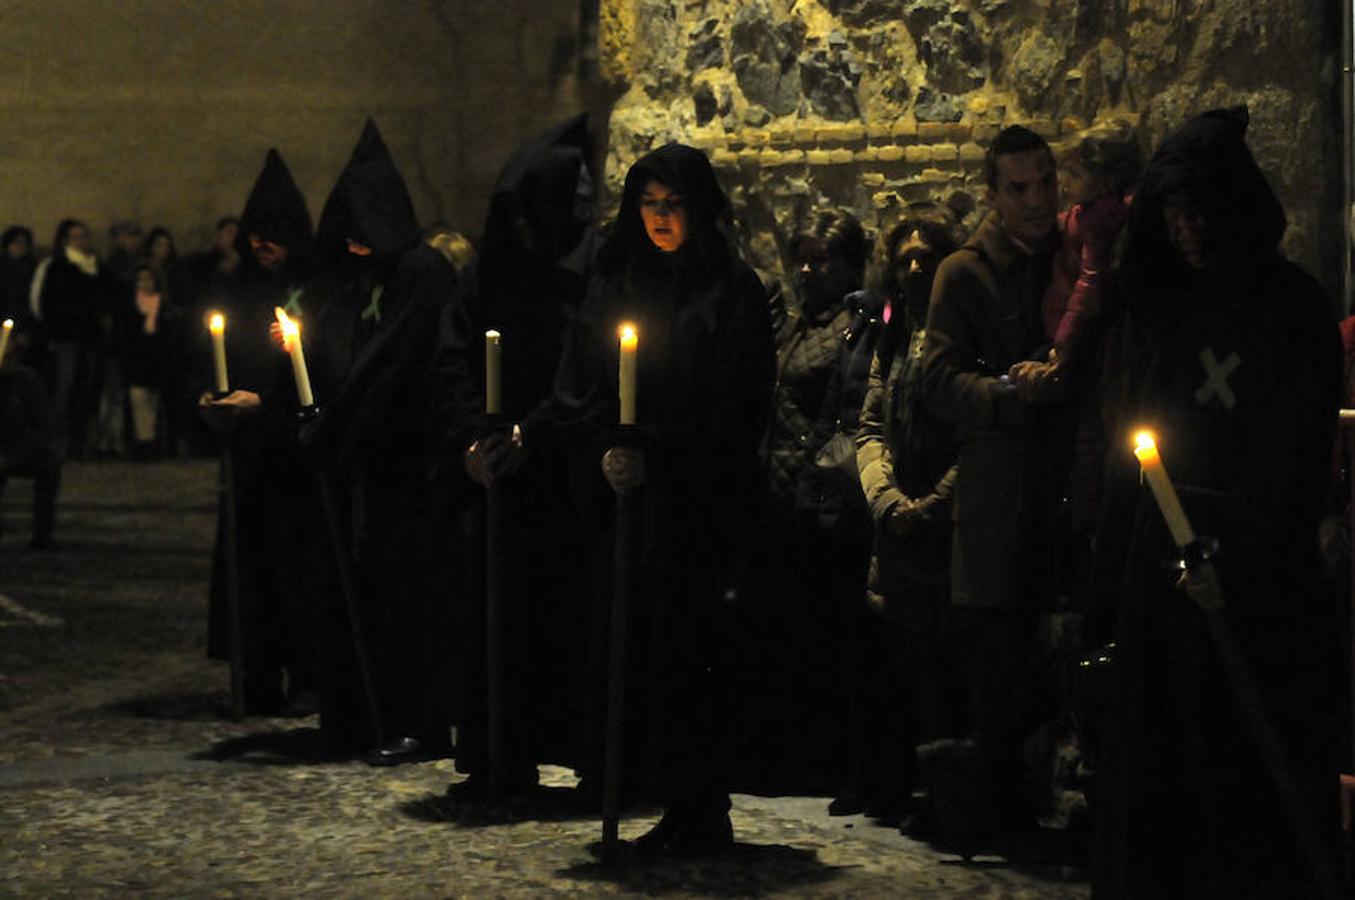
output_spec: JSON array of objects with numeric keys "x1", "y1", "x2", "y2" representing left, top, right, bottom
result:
[
  {"x1": 275, "y1": 306, "x2": 315, "y2": 407},
  {"x1": 618, "y1": 322, "x2": 637, "y2": 425},
  {"x1": 208, "y1": 312, "x2": 229, "y2": 393},
  {"x1": 1131, "y1": 430, "x2": 1197, "y2": 547},
  {"x1": 485, "y1": 330, "x2": 502, "y2": 415},
  {"x1": 0, "y1": 318, "x2": 12, "y2": 366}
]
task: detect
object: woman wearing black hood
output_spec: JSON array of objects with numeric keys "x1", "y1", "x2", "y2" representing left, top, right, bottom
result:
[
  {"x1": 545, "y1": 143, "x2": 773, "y2": 854},
  {"x1": 1089, "y1": 108, "x2": 1344, "y2": 898}
]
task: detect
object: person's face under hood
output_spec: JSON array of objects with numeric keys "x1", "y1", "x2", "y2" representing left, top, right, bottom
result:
[
  {"x1": 248, "y1": 234, "x2": 289, "y2": 272},
  {"x1": 614, "y1": 143, "x2": 730, "y2": 270},
  {"x1": 638, "y1": 180, "x2": 689, "y2": 253},
  {"x1": 1129, "y1": 107, "x2": 1285, "y2": 281}
]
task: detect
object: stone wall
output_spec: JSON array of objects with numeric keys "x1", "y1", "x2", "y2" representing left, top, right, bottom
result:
[
  {"x1": 598, "y1": 0, "x2": 1343, "y2": 296},
  {"x1": 0, "y1": 0, "x2": 587, "y2": 253}
]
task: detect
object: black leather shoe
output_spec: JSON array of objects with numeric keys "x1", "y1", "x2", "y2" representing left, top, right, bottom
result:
[
  {"x1": 828, "y1": 791, "x2": 865, "y2": 816},
  {"x1": 365, "y1": 736, "x2": 451, "y2": 767}
]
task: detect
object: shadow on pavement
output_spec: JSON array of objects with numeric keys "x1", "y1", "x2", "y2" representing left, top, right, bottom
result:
[
  {"x1": 109, "y1": 691, "x2": 236, "y2": 722},
  {"x1": 398, "y1": 786, "x2": 614, "y2": 826},
  {"x1": 559, "y1": 842, "x2": 843, "y2": 896},
  {"x1": 192, "y1": 727, "x2": 356, "y2": 765}
]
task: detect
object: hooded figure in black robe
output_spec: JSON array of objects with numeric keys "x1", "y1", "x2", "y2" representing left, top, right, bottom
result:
[
  {"x1": 203, "y1": 147, "x2": 321, "y2": 712},
  {"x1": 543, "y1": 143, "x2": 773, "y2": 852},
  {"x1": 1089, "y1": 107, "x2": 1345, "y2": 898},
  {"x1": 432, "y1": 114, "x2": 598, "y2": 795},
  {"x1": 307, "y1": 119, "x2": 460, "y2": 758}
]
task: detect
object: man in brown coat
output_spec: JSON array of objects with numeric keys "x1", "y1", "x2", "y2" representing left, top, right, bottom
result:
[{"x1": 920, "y1": 124, "x2": 1065, "y2": 848}]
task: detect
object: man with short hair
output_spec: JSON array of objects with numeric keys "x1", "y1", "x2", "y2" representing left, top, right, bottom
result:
[{"x1": 919, "y1": 124, "x2": 1065, "y2": 850}]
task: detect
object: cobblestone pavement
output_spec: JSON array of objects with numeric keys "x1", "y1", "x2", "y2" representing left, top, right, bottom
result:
[{"x1": 1, "y1": 461, "x2": 1089, "y2": 898}]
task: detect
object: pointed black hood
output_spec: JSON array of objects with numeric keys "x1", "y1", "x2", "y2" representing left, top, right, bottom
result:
[
  {"x1": 238, "y1": 148, "x2": 313, "y2": 257},
  {"x1": 1120, "y1": 105, "x2": 1287, "y2": 305},
  {"x1": 314, "y1": 118, "x2": 422, "y2": 264}
]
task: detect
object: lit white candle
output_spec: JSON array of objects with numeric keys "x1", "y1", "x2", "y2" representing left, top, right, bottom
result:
[
  {"x1": 618, "y1": 323, "x2": 637, "y2": 425},
  {"x1": 208, "y1": 313, "x2": 229, "y2": 393},
  {"x1": 1132, "y1": 430, "x2": 1196, "y2": 547},
  {"x1": 0, "y1": 318, "x2": 12, "y2": 366},
  {"x1": 275, "y1": 307, "x2": 315, "y2": 407},
  {"x1": 485, "y1": 330, "x2": 502, "y2": 415}
]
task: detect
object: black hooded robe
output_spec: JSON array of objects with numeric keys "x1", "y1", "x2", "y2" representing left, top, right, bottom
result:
[
  {"x1": 205, "y1": 148, "x2": 323, "y2": 710},
  {"x1": 1090, "y1": 108, "x2": 1345, "y2": 898},
  {"x1": 542, "y1": 144, "x2": 773, "y2": 810},
  {"x1": 432, "y1": 114, "x2": 598, "y2": 780},
  {"x1": 308, "y1": 119, "x2": 460, "y2": 751}
]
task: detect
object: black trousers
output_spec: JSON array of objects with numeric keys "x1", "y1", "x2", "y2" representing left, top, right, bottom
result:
[{"x1": 0, "y1": 454, "x2": 61, "y2": 541}]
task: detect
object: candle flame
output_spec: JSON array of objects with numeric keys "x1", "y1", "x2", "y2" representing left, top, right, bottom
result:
[
  {"x1": 618, "y1": 322, "x2": 638, "y2": 348},
  {"x1": 1133, "y1": 430, "x2": 1156, "y2": 453},
  {"x1": 208, "y1": 312, "x2": 224, "y2": 335},
  {"x1": 1, "y1": 318, "x2": 12, "y2": 330},
  {"x1": 486, "y1": 329, "x2": 501, "y2": 341},
  {"x1": 275, "y1": 306, "x2": 300, "y2": 351}
]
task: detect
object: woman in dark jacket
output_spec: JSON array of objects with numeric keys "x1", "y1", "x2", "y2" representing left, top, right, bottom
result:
[
  {"x1": 120, "y1": 264, "x2": 168, "y2": 459},
  {"x1": 745, "y1": 208, "x2": 879, "y2": 796},
  {"x1": 853, "y1": 209, "x2": 964, "y2": 828},
  {"x1": 545, "y1": 143, "x2": 773, "y2": 854},
  {"x1": 39, "y1": 218, "x2": 112, "y2": 460}
]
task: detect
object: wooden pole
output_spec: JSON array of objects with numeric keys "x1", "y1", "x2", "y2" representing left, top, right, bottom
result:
[{"x1": 600, "y1": 485, "x2": 635, "y2": 862}]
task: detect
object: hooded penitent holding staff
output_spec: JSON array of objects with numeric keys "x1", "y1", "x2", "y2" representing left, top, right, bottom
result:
[
  {"x1": 1089, "y1": 107, "x2": 1345, "y2": 898},
  {"x1": 305, "y1": 119, "x2": 461, "y2": 761},
  {"x1": 202, "y1": 147, "x2": 320, "y2": 715},
  {"x1": 541, "y1": 143, "x2": 773, "y2": 855},
  {"x1": 434, "y1": 114, "x2": 599, "y2": 801}
]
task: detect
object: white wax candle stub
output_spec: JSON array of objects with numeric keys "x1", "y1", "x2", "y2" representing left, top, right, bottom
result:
[
  {"x1": 275, "y1": 307, "x2": 315, "y2": 407},
  {"x1": 0, "y1": 318, "x2": 12, "y2": 366},
  {"x1": 209, "y1": 313, "x2": 229, "y2": 393},
  {"x1": 1132, "y1": 430, "x2": 1197, "y2": 547},
  {"x1": 618, "y1": 323, "x2": 638, "y2": 425},
  {"x1": 485, "y1": 330, "x2": 502, "y2": 415}
]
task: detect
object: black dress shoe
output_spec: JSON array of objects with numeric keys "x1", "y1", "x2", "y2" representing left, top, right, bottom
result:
[
  {"x1": 828, "y1": 791, "x2": 865, "y2": 816},
  {"x1": 365, "y1": 736, "x2": 451, "y2": 767}
]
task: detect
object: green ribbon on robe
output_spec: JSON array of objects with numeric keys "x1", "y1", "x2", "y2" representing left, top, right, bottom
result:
[
  {"x1": 361, "y1": 284, "x2": 384, "y2": 324},
  {"x1": 283, "y1": 288, "x2": 304, "y2": 317}
]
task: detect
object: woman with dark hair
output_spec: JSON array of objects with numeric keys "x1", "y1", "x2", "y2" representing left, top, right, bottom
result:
[
  {"x1": 742, "y1": 207, "x2": 878, "y2": 797},
  {"x1": 120, "y1": 264, "x2": 168, "y2": 459},
  {"x1": 143, "y1": 226, "x2": 199, "y2": 456},
  {"x1": 39, "y1": 217, "x2": 111, "y2": 459},
  {"x1": 544, "y1": 143, "x2": 773, "y2": 854},
  {"x1": 853, "y1": 207, "x2": 966, "y2": 831}
]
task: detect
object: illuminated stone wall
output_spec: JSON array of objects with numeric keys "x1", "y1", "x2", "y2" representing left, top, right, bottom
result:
[{"x1": 598, "y1": 0, "x2": 1342, "y2": 293}]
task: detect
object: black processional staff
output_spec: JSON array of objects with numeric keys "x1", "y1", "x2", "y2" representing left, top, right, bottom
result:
[
  {"x1": 277, "y1": 306, "x2": 385, "y2": 749},
  {"x1": 600, "y1": 322, "x2": 639, "y2": 863},
  {"x1": 1131, "y1": 430, "x2": 1342, "y2": 900},
  {"x1": 207, "y1": 312, "x2": 246, "y2": 720},
  {"x1": 483, "y1": 329, "x2": 507, "y2": 805}
]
